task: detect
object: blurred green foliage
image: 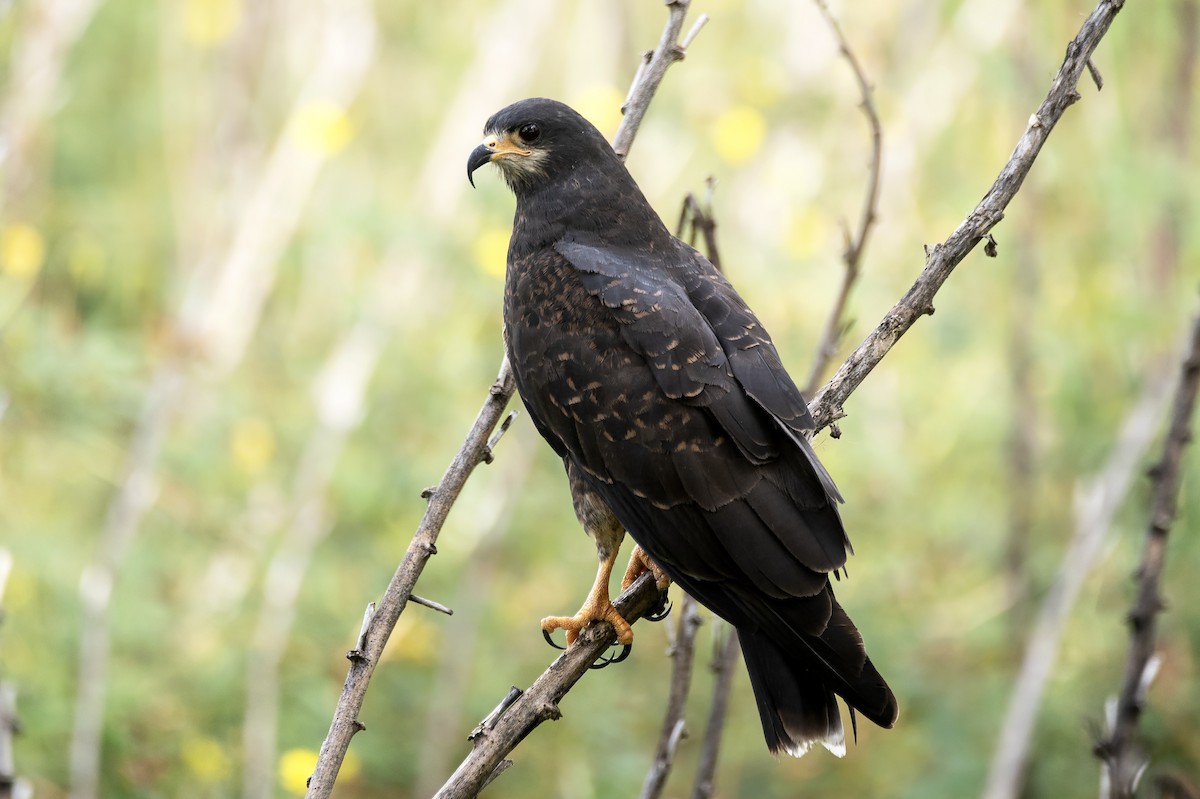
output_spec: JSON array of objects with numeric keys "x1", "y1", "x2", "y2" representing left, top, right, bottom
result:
[{"x1": 1, "y1": 0, "x2": 1197, "y2": 797}]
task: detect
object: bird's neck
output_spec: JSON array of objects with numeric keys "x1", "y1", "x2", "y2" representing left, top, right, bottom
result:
[{"x1": 509, "y1": 166, "x2": 674, "y2": 259}]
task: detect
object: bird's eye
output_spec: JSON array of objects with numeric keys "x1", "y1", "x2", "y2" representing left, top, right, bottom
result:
[{"x1": 518, "y1": 123, "x2": 541, "y2": 143}]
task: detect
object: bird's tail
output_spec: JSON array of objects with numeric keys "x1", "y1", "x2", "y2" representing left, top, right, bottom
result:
[{"x1": 738, "y1": 596, "x2": 897, "y2": 757}]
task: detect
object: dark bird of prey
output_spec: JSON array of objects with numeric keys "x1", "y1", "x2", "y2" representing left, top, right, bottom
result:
[{"x1": 467, "y1": 97, "x2": 897, "y2": 757}]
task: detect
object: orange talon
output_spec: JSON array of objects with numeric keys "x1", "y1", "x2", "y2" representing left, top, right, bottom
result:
[
  {"x1": 621, "y1": 544, "x2": 671, "y2": 592},
  {"x1": 541, "y1": 546, "x2": 634, "y2": 646}
]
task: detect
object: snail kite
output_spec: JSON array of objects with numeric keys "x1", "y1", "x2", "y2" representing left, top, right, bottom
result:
[{"x1": 468, "y1": 97, "x2": 897, "y2": 756}]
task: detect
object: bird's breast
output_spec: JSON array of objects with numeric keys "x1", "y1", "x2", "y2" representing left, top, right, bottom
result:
[{"x1": 502, "y1": 248, "x2": 659, "y2": 458}]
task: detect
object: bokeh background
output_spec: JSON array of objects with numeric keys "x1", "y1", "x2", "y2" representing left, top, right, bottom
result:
[{"x1": 1, "y1": 0, "x2": 1197, "y2": 797}]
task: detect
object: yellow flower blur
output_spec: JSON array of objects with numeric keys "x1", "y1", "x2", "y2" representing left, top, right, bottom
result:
[
  {"x1": 472, "y1": 228, "x2": 510, "y2": 279},
  {"x1": 183, "y1": 0, "x2": 242, "y2": 47},
  {"x1": 182, "y1": 736, "x2": 231, "y2": 781},
  {"x1": 712, "y1": 105, "x2": 767, "y2": 165},
  {"x1": 230, "y1": 417, "x2": 276, "y2": 476},
  {"x1": 290, "y1": 101, "x2": 354, "y2": 156},
  {"x1": 570, "y1": 85, "x2": 626, "y2": 139},
  {"x1": 279, "y1": 747, "x2": 359, "y2": 796},
  {"x1": 2, "y1": 224, "x2": 46, "y2": 280}
]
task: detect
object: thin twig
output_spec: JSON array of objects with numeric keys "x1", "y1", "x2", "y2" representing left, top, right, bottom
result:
[
  {"x1": 692, "y1": 178, "x2": 722, "y2": 273},
  {"x1": 982, "y1": 360, "x2": 1176, "y2": 799},
  {"x1": 408, "y1": 594, "x2": 455, "y2": 616},
  {"x1": 1097, "y1": 307, "x2": 1200, "y2": 798},
  {"x1": 802, "y1": 0, "x2": 884, "y2": 397},
  {"x1": 690, "y1": 625, "x2": 741, "y2": 799},
  {"x1": 640, "y1": 594, "x2": 703, "y2": 799},
  {"x1": 807, "y1": 0, "x2": 1126, "y2": 432},
  {"x1": 677, "y1": 181, "x2": 722, "y2": 274}
]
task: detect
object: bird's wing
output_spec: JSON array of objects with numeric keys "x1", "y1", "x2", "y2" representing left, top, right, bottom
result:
[
  {"x1": 555, "y1": 238, "x2": 843, "y2": 506},
  {"x1": 516, "y1": 243, "x2": 895, "y2": 730},
  {"x1": 542, "y1": 239, "x2": 849, "y2": 579}
]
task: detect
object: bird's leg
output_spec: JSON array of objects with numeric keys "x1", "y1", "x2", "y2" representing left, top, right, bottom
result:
[
  {"x1": 540, "y1": 546, "x2": 633, "y2": 646},
  {"x1": 621, "y1": 543, "x2": 671, "y2": 592}
]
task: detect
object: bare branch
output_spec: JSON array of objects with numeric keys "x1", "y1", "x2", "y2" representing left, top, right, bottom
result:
[
  {"x1": 982, "y1": 360, "x2": 1176, "y2": 799},
  {"x1": 310, "y1": 4, "x2": 704, "y2": 794},
  {"x1": 408, "y1": 594, "x2": 455, "y2": 616},
  {"x1": 613, "y1": 0, "x2": 706, "y2": 161},
  {"x1": 677, "y1": 180, "x2": 722, "y2": 273},
  {"x1": 1097, "y1": 306, "x2": 1200, "y2": 798},
  {"x1": 988, "y1": 10, "x2": 1191, "y2": 794},
  {"x1": 802, "y1": 0, "x2": 884, "y2": 397},
  {"x1": 412, "y1": 442, "x2": 535, "y2": 797},
  {"x1": 690, "y1": 625, "x2": 741, "y2": 799},
  {"x1": 640, "y1": 594, "x2": 703, "y2": 799},
  {"x1": 808, "y1": 0, "x2": 1126, "y2": 432},
  {"x1": 432, "y1": 574, "x2": 666, "y2": 799},
  {"x1": 306, "y1": 361, "x2": 516, "y2": 798}
]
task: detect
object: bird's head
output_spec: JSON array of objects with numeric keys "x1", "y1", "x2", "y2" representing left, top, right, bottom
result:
[{"x1": 467, "y1": 98, "x2": 616, "y2": 194}]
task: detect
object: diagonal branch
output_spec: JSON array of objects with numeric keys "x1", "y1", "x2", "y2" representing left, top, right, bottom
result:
[
  {"x1": 307, "y1": 3, "x2": 707, "y2": 796},
  {"x1": 614, "y1": 0, "x2": 708, "y2": 161},
  {"x1": 802, "y1": 0, "x2": 884, "y2": 398},
  {"x1": 433, "y1": 573, "x2": 666, "y2": 799},
  {"x1": 808, "y1": 0, "x2": 1126, "y2": 433},
  {"x1": 305, "y1": 362, "x2": 517, "y2": 799},
  {"x1": 428, "y1": 0, "x2": 1131, "y2": 794},
  {"x1": 1096, "y1": 306, "x2": 1200, "y2": 798}
]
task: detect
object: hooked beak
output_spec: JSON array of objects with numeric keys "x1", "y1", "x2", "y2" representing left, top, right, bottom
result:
[{"x1": 467, "y1": 132, "x2": 532, "y2": 188}]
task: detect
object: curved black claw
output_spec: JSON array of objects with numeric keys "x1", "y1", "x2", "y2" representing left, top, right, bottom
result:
[
  {"x1": 644, "y1": 588, "x2": 672, "y2": 622},
  {"x1": 542, "y1": 629, "x2": 567, "y2": 651},
  {"x1": 589, "y1": 642, "x2": 632, "y2": 669}
]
